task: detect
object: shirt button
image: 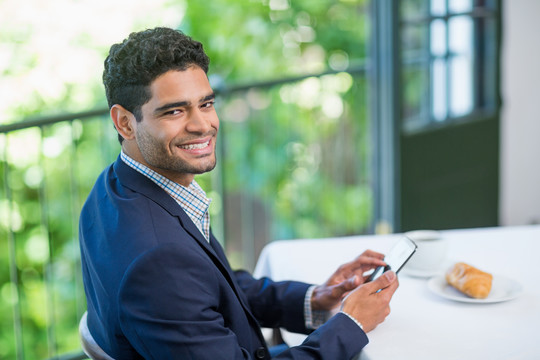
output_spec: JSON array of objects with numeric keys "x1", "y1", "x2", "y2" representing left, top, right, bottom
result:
[{"x1": 255, "y1": 347, "x2": 266, "y2": 359}]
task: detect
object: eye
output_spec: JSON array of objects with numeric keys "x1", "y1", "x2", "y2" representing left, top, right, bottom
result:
[
  {"x1": 164, "y1": 109, "x2": 183, "y2": 116},
  {"x1": 201, "y1": 100, "x2": 215, "y2": 109}
]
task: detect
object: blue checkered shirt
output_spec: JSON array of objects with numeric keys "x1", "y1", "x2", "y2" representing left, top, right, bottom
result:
[{"x1": 121, "y1": 151, "x2": 211, "y2": 242}]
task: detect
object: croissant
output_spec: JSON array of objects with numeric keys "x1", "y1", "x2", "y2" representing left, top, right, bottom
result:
[{"x1": 445, "y1": 262, "x2": 493, "y2": 299}]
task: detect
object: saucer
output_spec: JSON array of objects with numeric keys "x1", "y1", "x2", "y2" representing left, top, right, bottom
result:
[{"x1": 401, "y1": 266, "x2": 445, "y2": 278}]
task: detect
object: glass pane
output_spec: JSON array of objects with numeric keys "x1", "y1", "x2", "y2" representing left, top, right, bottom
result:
[
  {"x1": 450, "y1": 55, "x2": 473, "y2": 116},
  {"x1": 432, "y1": 58, "x2": 447, "y2": 121},
  {"x1": 402, "y1": 64, "x2": 430, "y2": 129},
  {"x1": 430, "y1": 19, "x2": 447, "y2": 57},
  {"x1": 402, "y1": 23, "x2": 429, "y2": 62},
  {"x1": 430, "y1": 0, "x2": 447, "y2": 16},
  {"x1": 401, "y1": 0, "x2": 430, "y2": 18},
  {"x1": 449, "y1": 0, "x2": 473, "y2": 13},
  {"x1": 449, "y1": 16, "x2": 473, "y2": 117},
  {"x1": 449, "y1": 16, "x2": 473, "y2": 54}
]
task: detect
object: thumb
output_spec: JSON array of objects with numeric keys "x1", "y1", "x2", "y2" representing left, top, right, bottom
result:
[{"x1": 367, "y1": 271, "x2": 396, "y2": 293}]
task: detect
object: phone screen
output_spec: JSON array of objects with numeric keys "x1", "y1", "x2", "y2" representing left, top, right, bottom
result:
[{"x1": 368, "y1": 236, "x2": 417, "y2": 282}]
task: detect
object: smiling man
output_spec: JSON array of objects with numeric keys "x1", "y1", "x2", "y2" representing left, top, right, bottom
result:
[{"x1": 79, "y1": 27, "x2": 398, "y2": 359}]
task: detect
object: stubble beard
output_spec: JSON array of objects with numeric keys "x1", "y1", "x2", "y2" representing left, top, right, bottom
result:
[{"x1": 136, "y1": 129, "x2": 217, "y2": 177}]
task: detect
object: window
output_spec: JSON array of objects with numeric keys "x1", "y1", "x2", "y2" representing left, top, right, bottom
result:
[{"x1": 400, "y1": 0, "x2": 500, "y2": 132}]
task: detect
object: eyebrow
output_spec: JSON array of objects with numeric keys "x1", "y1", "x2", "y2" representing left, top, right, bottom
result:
[{"x1": 153, "y1": 93, "x2": 216, "y2": 115}]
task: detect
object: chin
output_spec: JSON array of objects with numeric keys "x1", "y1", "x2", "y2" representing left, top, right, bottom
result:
[{"x1": 185, "y1": 158, "x2": 217, "y2": 175}]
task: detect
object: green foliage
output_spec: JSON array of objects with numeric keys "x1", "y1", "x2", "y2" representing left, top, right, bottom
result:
[
  {"x1": 218, "y1": 72, "x2": 372, "y2": 246},
  {"x1": 184, "y1": 0, "x2": 371, "y2": 80}
]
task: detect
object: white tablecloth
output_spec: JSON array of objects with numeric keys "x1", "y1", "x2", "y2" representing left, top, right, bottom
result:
[{"x1": 253, "y1": 226, "x2": 540, "y2": 360}]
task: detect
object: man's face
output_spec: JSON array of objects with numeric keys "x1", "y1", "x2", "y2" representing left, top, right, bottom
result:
[{"x1": 129, "y1": 67, "x2": 219, "y2": 186}]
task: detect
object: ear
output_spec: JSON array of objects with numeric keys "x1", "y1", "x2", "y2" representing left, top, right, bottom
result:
[{"x1": 111, "y1": 104, "x2": 137, "y2": 141}]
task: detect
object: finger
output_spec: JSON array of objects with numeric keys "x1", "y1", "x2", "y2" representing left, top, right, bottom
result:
[
  {"x1": 381, "y1": 274, "x2": 400, "y2": 295},
  {"x1": 333, "y1": 275, "x2": 360, "y2": 298},
  {"x1": 366, "y1": 270, "x2": 396, "y2": 294},
  {"x1": 348, "y1": 253, "x2": 387, "y2": 271},
  {"x1": 333, "y1": 252, "x2": 387, "y2": 282},
  {"x1": 354, "y1": 257, "x2": 387, "y2": 274},
  {"x1": 358, "y1": 253, "x2": 386, "y2": 263},
  {"x1": 360, "y1": 249, "x2": 385, "y2": 260},
  {"x1": 347, "y1": 275, "x2": 361, "y2": 289}
]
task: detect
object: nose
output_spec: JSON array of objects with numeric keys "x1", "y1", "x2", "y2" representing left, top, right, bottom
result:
[{"x1": 186, "y1": 109, "x2": 214, "y2": 134}]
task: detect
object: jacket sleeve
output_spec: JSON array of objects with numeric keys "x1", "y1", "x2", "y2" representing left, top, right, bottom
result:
[
  {"x1": 234, "y1": 270, "x2": 369, "y2": 360},
  {"x1": 278, "y1": 313, "x2": 368, "y2": 360},
  {"x1": 234, "y1": 270, "x2": 311, "y2": 334}
]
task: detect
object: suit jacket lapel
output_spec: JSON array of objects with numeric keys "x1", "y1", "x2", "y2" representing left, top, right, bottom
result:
[
  {"x1": 113, "y1": 157, "x2": 215, "y2": 255},
  {"x1": 113, "y1": 157, "x2": 261, "y2": 327}
]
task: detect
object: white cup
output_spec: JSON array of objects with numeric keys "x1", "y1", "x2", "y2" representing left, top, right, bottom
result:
[{"x1": 404, "y1": 230, "x2": 447, "y2": 273}]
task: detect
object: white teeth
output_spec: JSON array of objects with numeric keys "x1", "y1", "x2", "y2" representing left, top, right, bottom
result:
[{"x1": 179, "y1": 141, "x2": 209, "y2": 150}]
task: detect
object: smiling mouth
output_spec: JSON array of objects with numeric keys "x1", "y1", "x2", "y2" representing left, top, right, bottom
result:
[{"x1": 178, "y1": 140, "x2": 210, "y2": 150}]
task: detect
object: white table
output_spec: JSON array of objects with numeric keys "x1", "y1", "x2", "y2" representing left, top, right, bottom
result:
[{"x1": 253, "y1": 226, "x2": 540, "y2": 360}]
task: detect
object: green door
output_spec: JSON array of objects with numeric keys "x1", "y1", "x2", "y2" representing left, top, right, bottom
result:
[{"x1": 397, "y1": 0, "x2": 501, "y2": 231}]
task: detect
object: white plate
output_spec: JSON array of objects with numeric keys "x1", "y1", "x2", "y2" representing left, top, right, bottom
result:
[{"x1": 427, "y1": 274, "x2": 523, "y2": 303}]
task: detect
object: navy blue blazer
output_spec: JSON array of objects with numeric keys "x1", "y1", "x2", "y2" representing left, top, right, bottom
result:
[{"x1": 79, "y1": 156, "x2": 368, "y2": 359}]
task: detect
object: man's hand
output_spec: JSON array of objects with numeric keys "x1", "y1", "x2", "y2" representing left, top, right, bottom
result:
[
  {"x1": 311, "y1": 250, "x2": 386, "y2": 311},
  {"x1": 341, "y1": 270, "x2": 399, "y2": 332}
]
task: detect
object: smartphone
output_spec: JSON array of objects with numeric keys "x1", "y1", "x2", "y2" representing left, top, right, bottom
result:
[{"x1": 368, "y1": 236, "x2": 417, "y2": 282}]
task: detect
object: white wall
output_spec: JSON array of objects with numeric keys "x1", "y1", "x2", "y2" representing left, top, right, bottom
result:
[{"x1": 500, "y1": 0, "x2": 540, "y2": 225}]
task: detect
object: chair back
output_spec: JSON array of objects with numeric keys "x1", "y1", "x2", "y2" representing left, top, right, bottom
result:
[{"x1": 79, "y1": 312, "x2": 115, "y2": 360}]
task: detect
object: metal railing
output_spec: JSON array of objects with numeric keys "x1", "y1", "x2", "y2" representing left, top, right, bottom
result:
[{"x1": 0, "y1": 65, "x2": 372, "y2": 359}]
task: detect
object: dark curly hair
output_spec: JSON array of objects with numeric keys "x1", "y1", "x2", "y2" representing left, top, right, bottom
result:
[{"x1": 103, "y1": 27, "x2": 210, "y2": 143}]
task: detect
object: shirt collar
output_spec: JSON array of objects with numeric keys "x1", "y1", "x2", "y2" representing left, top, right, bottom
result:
[{"x1": 120, "y1": 150, "x2": 211, "y2": 227}]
